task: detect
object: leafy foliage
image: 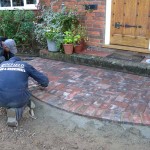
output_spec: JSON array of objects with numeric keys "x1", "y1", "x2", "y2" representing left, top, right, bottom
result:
[
  {"x1": 34, "y1": 6, "x2": 80, "y2": 49},
  {"x1": 0, "y1": 10, "x2": 35, "y2": 45},
  {"x1": 63, "y1": 31, "x2": 81, "y2": 44}
]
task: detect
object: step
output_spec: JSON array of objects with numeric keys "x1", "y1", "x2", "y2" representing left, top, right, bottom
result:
[{"x1": 40, "y1": 49, "x2": 150, "y2": 77}]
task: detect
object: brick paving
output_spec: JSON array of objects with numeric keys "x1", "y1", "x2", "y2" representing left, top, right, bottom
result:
[{"x1": 28, "y1": 57, "x2": 150, "y2": 126}]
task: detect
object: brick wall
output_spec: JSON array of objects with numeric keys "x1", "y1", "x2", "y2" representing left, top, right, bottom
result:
[{"x1": 42, "y1": 0, "x2": 106, "y2": 51}]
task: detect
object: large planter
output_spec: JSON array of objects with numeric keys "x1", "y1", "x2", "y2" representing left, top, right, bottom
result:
[
  {"x1": 47, "y1": 39, "x2": 58, "y2": 52},
  {"x1": 63, "y1": 44, "x2": 73, "y2": 54}
]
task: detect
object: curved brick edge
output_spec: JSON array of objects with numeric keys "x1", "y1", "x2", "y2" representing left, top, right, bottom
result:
[
  {"x1": 31, "y1": 94, "x2": 150, "y2": 127},
  {"x1": 40, "y1": 50, "x2": 150, "y2": 77}
]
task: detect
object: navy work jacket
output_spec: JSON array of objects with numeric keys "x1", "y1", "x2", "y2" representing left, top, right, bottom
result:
[{"x1": 0, "y1": 57, "x2": 49, "y2": 108}]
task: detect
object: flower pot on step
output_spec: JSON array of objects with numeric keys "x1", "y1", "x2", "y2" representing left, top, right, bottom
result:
[
  {"x1": 47, "y1": 39, "x2": 59, "y2": 52},
  {"x1": 74, "y1": 44, "x2": 83, "y2": 53},
  {"x1": 63, "y1": 44, "x2": 74, "y2": 54},
  {"x1": 80, "y1": 39, "x2": 86, "y2": 50}
]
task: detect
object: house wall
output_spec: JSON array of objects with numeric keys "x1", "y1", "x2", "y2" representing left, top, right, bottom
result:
[{"x1": 42, "y1": 0, "x2": 106, "y2": 50}]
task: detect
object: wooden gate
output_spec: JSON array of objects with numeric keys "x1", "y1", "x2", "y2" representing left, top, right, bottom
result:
[{"x1": 110, "y1": 0, "x2": 150, "y2": 49}]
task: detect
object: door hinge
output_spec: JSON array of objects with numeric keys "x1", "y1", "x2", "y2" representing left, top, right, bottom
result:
[{"x1": 114, "y1": 22, "x2": 142, "y2": 29}]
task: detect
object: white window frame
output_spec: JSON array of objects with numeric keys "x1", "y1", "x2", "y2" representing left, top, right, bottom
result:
[{"x1": 0, "y1": 0, "x2": 39, "y2": 10}]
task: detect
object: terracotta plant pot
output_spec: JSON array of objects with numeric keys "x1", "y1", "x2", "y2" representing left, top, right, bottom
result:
[
  {"x1": 74, "y1": 39, "x2": 86, "y2": 53},
  {"x1": 80, "y1": 39, "x2": 86, "y2": 50},
  {"x1": 74, "y1": 44, "x2": 83, "y2": 53},
  {"x1": 63, "y1": 44, "x2": 74, "y2": 54}
]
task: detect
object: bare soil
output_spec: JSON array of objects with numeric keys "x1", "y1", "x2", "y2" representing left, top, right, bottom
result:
[{"x1": 0, "y1": 98, "x2": 150, "y2": 150}]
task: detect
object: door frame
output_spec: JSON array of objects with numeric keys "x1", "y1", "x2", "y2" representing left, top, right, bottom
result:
[{"x1": 104, "y1": 0, "x2": 150, "y2": 50}]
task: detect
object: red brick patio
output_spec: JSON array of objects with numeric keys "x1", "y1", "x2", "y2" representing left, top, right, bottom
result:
[{"x1": 28, "y1": 55, "x2": 150, "y2": 126}]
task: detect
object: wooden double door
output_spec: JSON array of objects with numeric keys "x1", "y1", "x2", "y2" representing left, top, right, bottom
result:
[{"x1": 110, "y1": 0, "x2": 150, "y2": 49}]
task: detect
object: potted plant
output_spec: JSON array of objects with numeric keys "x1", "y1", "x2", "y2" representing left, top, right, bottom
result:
[
  {"x1": 34, "y1": 5, "x2": 82, "y2": 52},
  {"x1": 45, "y1": 26, "x2": 63, "y2": 52},
  {"x1": 63, "y1": 30, "x2": 81, "y2": 54},
  {"x1": 34, "y1": 6, "x2": 64, "y2": 51},
  {"x1": 45, "y1": 28, "x2": 58, "y2": 52},
  {"x1": 63, "y1": 31, "x2": 74, "y2": 54},
  {"x1": 74, "y1": 24, "x2": 87, "y2": 53}
]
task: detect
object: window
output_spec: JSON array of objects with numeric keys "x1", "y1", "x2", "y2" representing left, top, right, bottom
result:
[{"x1": 0, "y1": 0, "x2": 39, "y2": 10}]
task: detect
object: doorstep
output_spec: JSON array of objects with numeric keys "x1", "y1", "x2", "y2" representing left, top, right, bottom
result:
[{"x1": 102, "y1": 44, "x2": 150, "y2": 54}]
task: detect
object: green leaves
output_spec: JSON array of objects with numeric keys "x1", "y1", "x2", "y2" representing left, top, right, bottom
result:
[
  {"x1": 63, "y1": 31, "x2": 81, "y2": 44},
  {"x1": 0, "y1": 10, "x2": 35, "y2": 45},
  {"x1": 34, "y1": 5, "x2": 87, "y2": 51}
]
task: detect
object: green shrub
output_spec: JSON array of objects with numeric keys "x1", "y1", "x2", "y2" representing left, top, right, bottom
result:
[{"x1": 0, "y1": 10, "x2": 35, "y2": 46}]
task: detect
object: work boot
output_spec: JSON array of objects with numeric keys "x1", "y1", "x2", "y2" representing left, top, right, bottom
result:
[{"x1": 7, "y1": 108, "x2": 18, "y2": 127}]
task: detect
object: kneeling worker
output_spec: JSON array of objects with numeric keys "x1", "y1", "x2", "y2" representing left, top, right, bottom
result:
[{"x1": 0, "y1": 56, "x2": 49, "y2": 127}]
